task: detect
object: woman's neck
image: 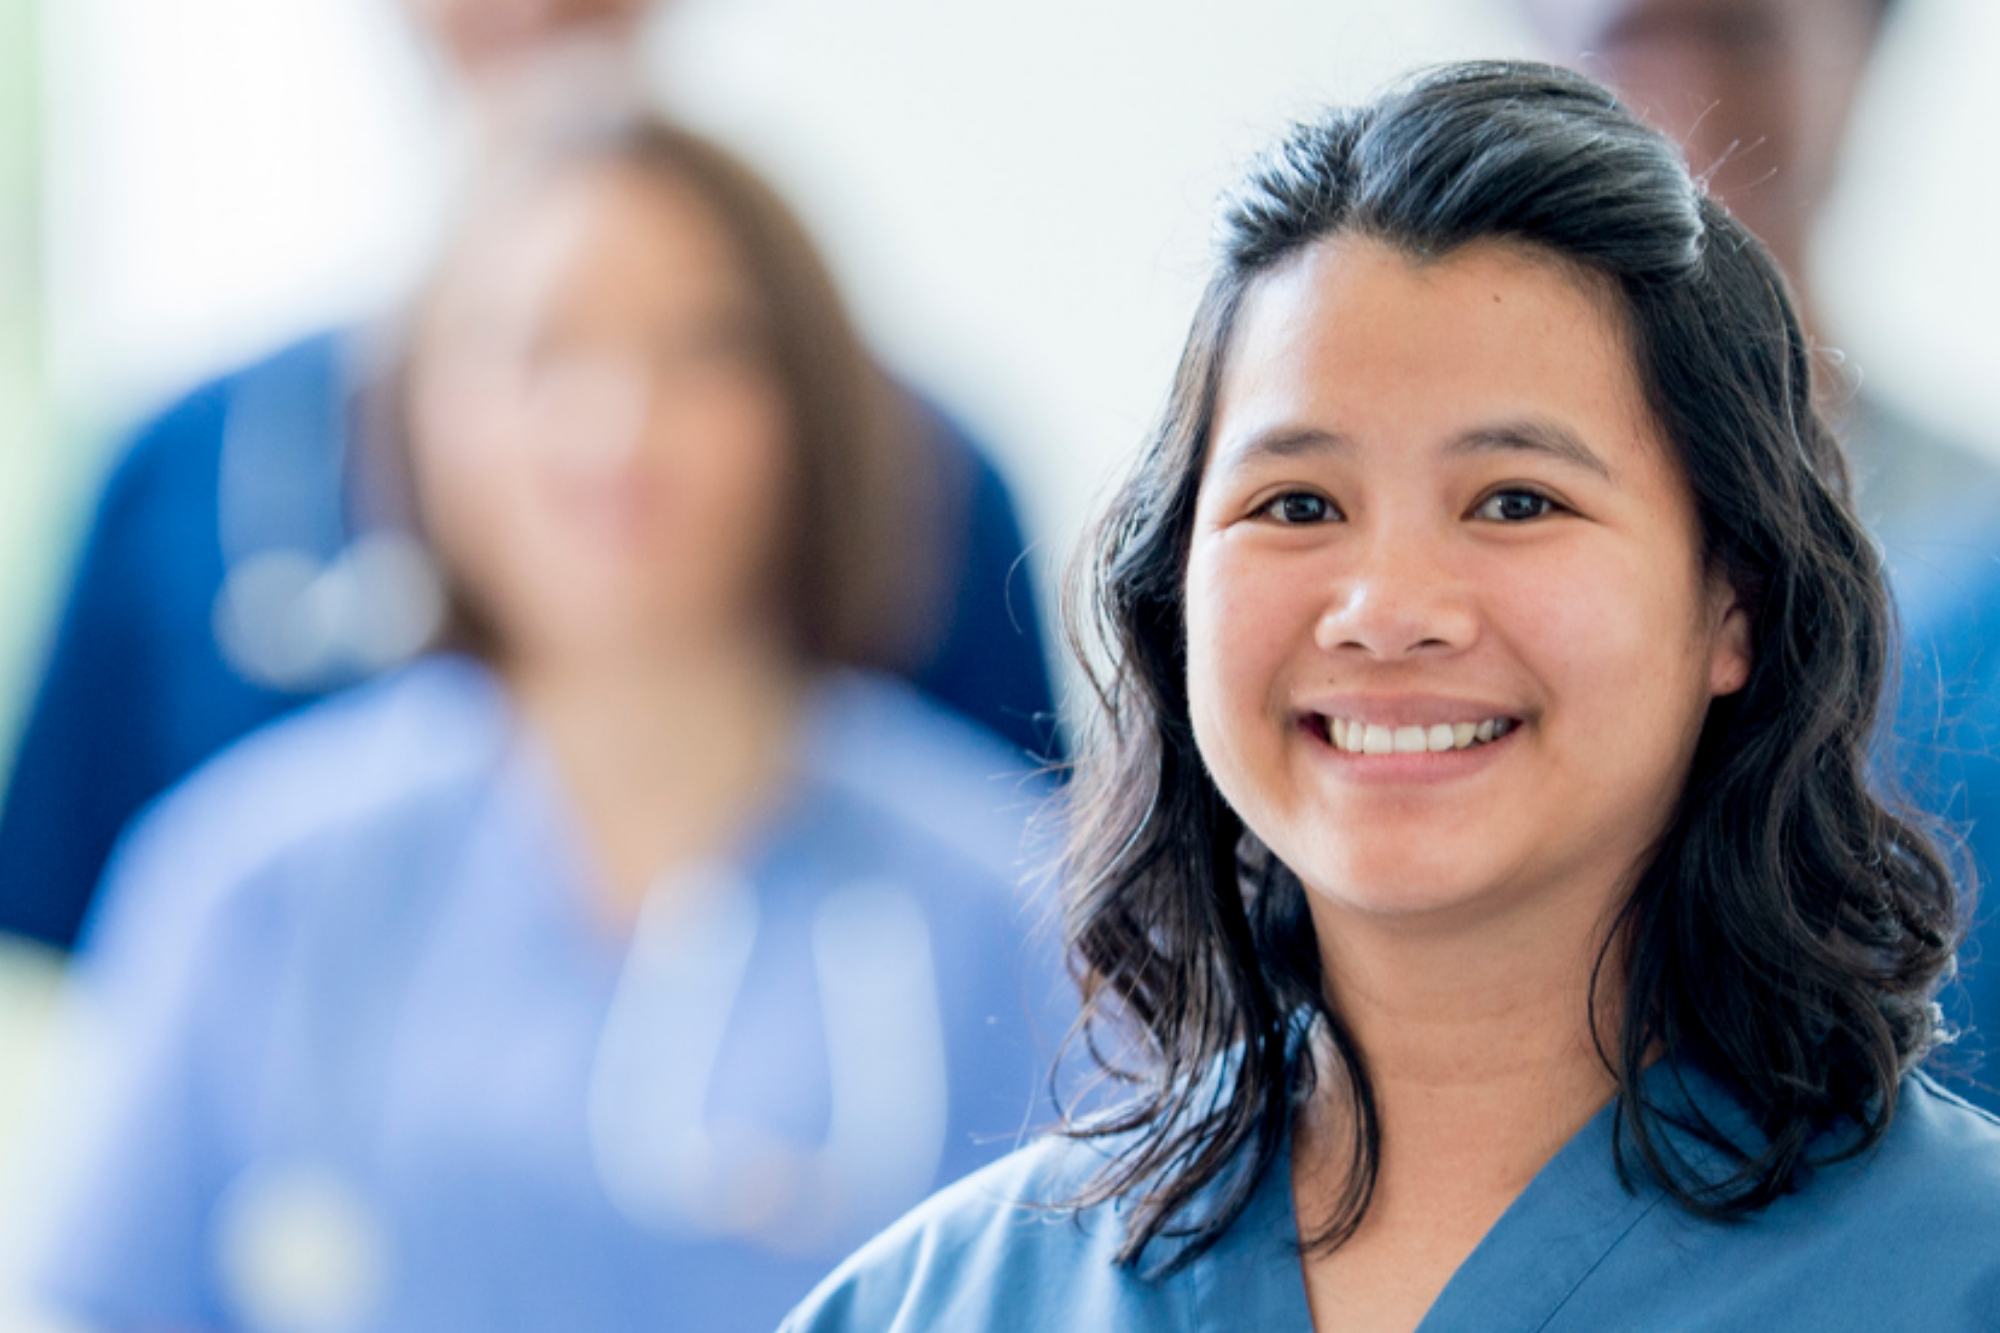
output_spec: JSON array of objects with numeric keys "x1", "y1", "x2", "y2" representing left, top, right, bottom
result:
[
  {"x1": 1293, "y1": 892, "x2": 1622, "y2": 1333},
  {"x1": 505, "y1": 631, "x2": 808, "y2": 925},
  {"x1": 1316, "y1": 891, "x2": 1619, "y2": 1128}
]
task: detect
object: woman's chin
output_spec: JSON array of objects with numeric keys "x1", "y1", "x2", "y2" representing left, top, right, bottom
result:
[
  {"x1": 1306, "y1": 882, "x2": 1491, "y2": 926},
  {"x1": 1288, "y1": 845, "x2": 1527, "y2": 930}
]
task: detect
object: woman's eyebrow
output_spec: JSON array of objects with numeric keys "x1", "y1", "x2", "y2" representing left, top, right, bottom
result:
[
  {"x1": 1449, "y1": 419, "x2": 1612, "y2": 481},
  {"x1": 1216, "y1": 419, "x2": 1611, "y2": 480},
  {"x1": 1214, "y1": 425, "x2": 1352, "y2": 469}
]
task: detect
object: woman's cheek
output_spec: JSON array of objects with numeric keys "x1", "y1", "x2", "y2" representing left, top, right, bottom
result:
[
  {"x1": 1503, "y1": 541, "x2": 1638, "y2": 663},
  {"x1": 1499, "y1": 542, "x2": 1701, "y2": 771},
  {"x1": 1185, "y1": 536, "x2": 1312, "y2": 799}
]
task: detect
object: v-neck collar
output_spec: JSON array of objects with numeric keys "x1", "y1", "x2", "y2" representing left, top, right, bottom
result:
[
  {"x1": 1185, "y1": 1129, "x2": 1319, "y2": 1332},
  {"x1": 1411, "y1": 1090, "x2": 1673, "y2": 1333},
  {"x1": 1196, "y1": 1067, "x2": 1749, "y2": 1333}
]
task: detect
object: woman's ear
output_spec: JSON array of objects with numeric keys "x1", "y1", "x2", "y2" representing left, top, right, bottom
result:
[{"x1": 1708, "y1": 591, "x2": 1751, "y2": 697}]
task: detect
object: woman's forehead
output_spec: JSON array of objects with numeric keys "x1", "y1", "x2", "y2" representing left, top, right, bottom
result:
[
  {"x1": 1213, "y1": 236, "x2": 1646, "y2": 456},
  {"x1": 1233, "y1": 234, "x2": 1625, "y2": 360},
  {"x1": 422, "y1": 162, "x2": 749, "y2": 332}
]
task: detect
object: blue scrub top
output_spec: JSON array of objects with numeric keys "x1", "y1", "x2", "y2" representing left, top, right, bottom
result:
[
  {"x1": 0, "y1": 331, "x2": 1058, "y2": 951},
  {"x1": 41, "y1": 657, "x2": 1074, "y2": 1333},
  {"x1": 782, "y1": 1068, "x2": 2000, "y2": 1331}
]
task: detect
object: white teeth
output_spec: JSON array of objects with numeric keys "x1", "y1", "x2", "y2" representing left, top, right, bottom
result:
[{"x1": 1323, "y1": 714, "x2": 1514, "y2": 754}]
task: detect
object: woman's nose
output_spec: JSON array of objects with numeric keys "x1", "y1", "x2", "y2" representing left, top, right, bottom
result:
[
  {"x1": 532, "y1": 351, "x2": 653, "y2": 469},
  {"x1": 1312, "y1": 528, "x2": 1477, "y2": 661}
]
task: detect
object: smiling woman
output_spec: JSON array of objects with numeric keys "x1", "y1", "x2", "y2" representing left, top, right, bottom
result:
[
  {"x1": 1186, "y1": 235, "x2": 1749, "y2": 942},
  {"x1": 780, "y1": 61, "x2": 2000, "y2": 1333}
]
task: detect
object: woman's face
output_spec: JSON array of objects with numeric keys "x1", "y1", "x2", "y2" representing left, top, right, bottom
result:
[
  {"x1": 1185, "y1": 236, "x2": 1749, "y2": 936},
  {"x1": 410, "y1": 161, "x2": 795, "y2": 667}
]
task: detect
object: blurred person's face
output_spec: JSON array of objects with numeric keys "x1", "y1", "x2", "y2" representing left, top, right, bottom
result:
[
  {"x1": 409, "y1": 162, "x2": 798, "y2": 669},
  {"x1": 1183, "y1": 235, "x2": 1749, "y2": 938},
  {"x1": 1522, "y1": 0, "x2": 1885, "y2": 290},
  {"x1": 401, "y1": 0, "x2": 653, "y2": 75},
  {"x1": 399, "y1": 0, "x2": 659, "y2": 142}
]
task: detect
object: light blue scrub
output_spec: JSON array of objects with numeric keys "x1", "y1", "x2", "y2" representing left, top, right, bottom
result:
[
  {"x1": 781, "y1": 1067, "x2": 2000, "y2": 1331},
  {"x1": 42, "y1": 656, "x2": 1072, "y2": 1333}
]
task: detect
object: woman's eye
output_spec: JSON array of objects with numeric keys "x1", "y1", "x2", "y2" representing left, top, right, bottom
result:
[
  {"x1": 1473, "y1": 490, "x2": 1557, "y2": 523},
  {"x1": 1261, "y1": 492, "x2": 1339, "y2": 524}
]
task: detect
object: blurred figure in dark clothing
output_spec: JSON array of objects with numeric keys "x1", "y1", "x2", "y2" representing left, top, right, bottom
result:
[
  {"x1": 1522, "y1": 0, "x2": 2000, "y2": 1111},
  {"x1": 0, "y1": 0, "x2": 1057, "y2": 952}
]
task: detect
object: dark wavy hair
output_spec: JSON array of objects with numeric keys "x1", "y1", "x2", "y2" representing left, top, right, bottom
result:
[
  {"x1": 390, "y1": 118, "x2": 939, "y2": 673},
  {"x1": 1057, "y1": 61, "x2": 1960, "y2": 1269}
]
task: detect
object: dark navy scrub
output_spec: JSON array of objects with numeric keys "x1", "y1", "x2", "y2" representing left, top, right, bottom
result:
[{"x1": 782, "y1": 1066, "x2": 2000, "y2": 1331}]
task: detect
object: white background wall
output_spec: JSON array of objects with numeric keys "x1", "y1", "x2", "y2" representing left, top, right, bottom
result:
[
  {"x1": 33, "y1": 0, "x2": 2000, "y2": 573},
  {"x1": 34, "y1": 0, "x2": 1543, "y2": 570}
]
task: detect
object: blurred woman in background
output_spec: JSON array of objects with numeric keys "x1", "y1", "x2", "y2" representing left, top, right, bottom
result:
[
  {"x1": 36, "y1": 120, "x2": 1065, "y2": 1333},
  {"x1": 0, "y1": 0, "x2": 1055, "y2": 964}
]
